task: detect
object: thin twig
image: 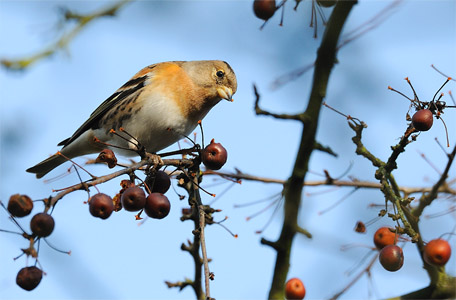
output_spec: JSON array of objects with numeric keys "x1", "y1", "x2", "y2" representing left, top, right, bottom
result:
[
  {"x1": 202, "y1": 170, "x2": 456, "y2": 196},
  {"x1": 1, "y1": 0, "x2": 132, "y2": 70},
  {"x1": 254, "y1": 84, "x2": 309, "y2": 122},
  {"x1": 330, "y1": 252, "x2": 378, "y2": 300}
]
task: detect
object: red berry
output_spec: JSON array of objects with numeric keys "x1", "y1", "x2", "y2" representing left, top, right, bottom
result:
[
  {"x1": 423, "y1": 239, "x2": 451, "y2": 266},
  {"x1": 373, "y1": 227, "x2": 397, "y2": 249},
  {"x1": 145, "y1": 170, "x2": 171, "y2": 194},
  {"x1": 7, "y1": 194, "x2": 33, "y2": 217},
  {"x1": 285, "y1": 277, "x2": 306, "y2": 300},
  {"x1": 30, "y1": 213, "x2": 55, "y2": 237},
  {"x1": 89, "y1": 193, "x2": 114, "y2": 219},
  {"x1": 412, "y1": 109, "x2": 433, "y2": 131},
  {"x1": 253, "y1": 0, "x2": 276, "y2": 21},
  {"x1": 316, "y1": 0, "x2": 337, "y2": 7},
  {"x1": 16, "y1": 266, "x2": 43, "y2": 291},
  {"x1": 202, "y1": 139, "x2": 228, "y2": 170},
  {"x1": 379, "y1": 244, "x2": 404, "y2": 272},
  {"x1": 145, "y1": 193, "x2": 171, "y2": 219},
  {"x1": 121, "y1": 186, "x2": 146, "y2": 212}
]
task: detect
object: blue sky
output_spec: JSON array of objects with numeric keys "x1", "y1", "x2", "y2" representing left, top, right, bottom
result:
[{"x1": 1, "y1": 1, "x2": 455, "y2": 299}]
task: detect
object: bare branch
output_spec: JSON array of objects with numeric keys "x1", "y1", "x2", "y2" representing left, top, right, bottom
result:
[
  {"x1": 253, "y1": 84, "x2": 309, "y2": 122},
  {"x1": 1, "y1": 0, "x2": 132, "y2": 71},
  {"x1": 203, "y1": 170, "x2": 456, "y2": 196},
  {"x1": 413, "y1": 145, "x2": 456, "y2": 218}
]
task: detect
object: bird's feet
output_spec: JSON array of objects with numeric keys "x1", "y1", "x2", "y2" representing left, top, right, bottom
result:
[{"x1": 144, "y1": 152, "x2": 164, "y2": 170}]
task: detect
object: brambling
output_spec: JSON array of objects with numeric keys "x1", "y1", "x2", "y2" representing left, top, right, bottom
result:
[{"x1": 27, "y1": 60, "x2": 237, "y2": 178}]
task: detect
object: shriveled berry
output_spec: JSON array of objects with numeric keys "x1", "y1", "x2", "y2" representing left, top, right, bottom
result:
[
  {"x1": 112, "y1": 193, "x2": 122, "y2": 212},
  {"x1": 95, "y1": 149, "x2": 117, "y2": 168},
  {"x1": 89, "y1": 193, "x2": 114, "y2": 219},
  {"x1": 423, "y1": 239, "x2": 451, "y2": 266},
  {"x1": 373, "y1": 227, "x2": 396, "y2": 249},
  {"x1": 202, "y1": 139, "x2": 228, "y2": 170},
  {"x1": 119, "y1": 179, "x2": 135, "y2": 191},
  {"x1": 285, "y1": 277, "x2": 306, "y2": 300},
  {"x1": 16, "y1": 266, "x2": 43, "y2": 291},
  {"x1": 145, "y1": 170, "x2": 171, "y2": 194},
  {"x1": 121, "y1": 186, "x2": 146, "y2": 212},
  {"x1": 30, "y1": 213, "x2": 54, "y2": 237},
  {"x1": 7, "y1": 194, "x2": 33, "y2": 217},
  {"x1": 145, "y1": 193, "x2": 171, "y2": 219},
  {"x1": 379, "y1": 244, "x2": 404, "y2": 272},
  {"x1": 354, "y1": 221, "x2": 366, "y2": 233},
  {"x1": 253, "y1": 0, "x2": 276, "y2": 21},
  {"x1": 412, "y1": 109, "x2": 433, "y2": 131}
]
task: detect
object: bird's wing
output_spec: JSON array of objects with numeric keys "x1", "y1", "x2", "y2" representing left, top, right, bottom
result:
[{"x1": 58, "y1": 65, "x2": 156, "y2": 147}]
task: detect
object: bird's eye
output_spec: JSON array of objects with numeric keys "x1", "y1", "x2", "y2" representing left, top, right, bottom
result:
[{"x1": 216, "y1": 70, "x2": 225, "y2": 78}]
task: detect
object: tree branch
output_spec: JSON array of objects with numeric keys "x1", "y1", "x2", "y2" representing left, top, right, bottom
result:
[
  {"x1": 253, "y1": 84, "x2": 309, "y2": 122},
  {"x1": 46, "y1": 156, "x2": 193, "y2": 210},
  {"x1": 203, "y1": 169, "x2": 456, "y2": 196},
  {"x1": 413, "y1": 144, "x2": 456, "y2": 218},
  {"x1": 1, "y1": 0, "x2": 132, "y2": 71},
  {"x1": 266, "y1": 2, "x2": 358, "y2": 299}
]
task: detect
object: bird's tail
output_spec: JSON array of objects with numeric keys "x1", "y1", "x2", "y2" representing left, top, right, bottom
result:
[{"x1": 26, "y1": 153, "x2": 68, "y2": 179}]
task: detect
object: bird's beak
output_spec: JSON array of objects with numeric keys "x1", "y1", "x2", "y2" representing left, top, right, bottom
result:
[{"x1": 217, "y1": 86, "x2": 234, "y2": 102}]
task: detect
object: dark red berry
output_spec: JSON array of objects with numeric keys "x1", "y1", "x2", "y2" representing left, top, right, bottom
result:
[
  {"x1": 423, "y1": 239, "x2": 451, "y2": 266},
  {"x1": 253, "y1": 0, "x2": 276, "y2": 21},
  {"x1": 111, "y1": 180, "x2": 136, "y2": 212},
  {"x1": 202, "y1": 139, "x2": 228, "y2": 170},
  {"x1": 379, "y1": 244, "x2": 404, "y2": 272},
  {"x1": 30, "y1": 213, "x2": 54, "y2": 237},
  {"x1": 317, "y1": 0, "x2": 337, "y2": 7},
  {"x1": 145, "y1": 170, "x2": 171, "y2": 194},
  {"x1": 16, "y1": 266, "x2": 43, "y2": 291},
  {"x1": 145, "y1": 193, "x2": 171, "y2": 219},
  {"x1": 89, "y1": 193, "x2": 114, "y2": 219},
  {"x1": 121, "y1": 186, "x2": 146, "y2": 212},
  {"x1": 7, "y1": 194, "x2": 33, "y2": 217},
  {"x1": 412, "y1": 109, "x2": 433, "y2": 131}
]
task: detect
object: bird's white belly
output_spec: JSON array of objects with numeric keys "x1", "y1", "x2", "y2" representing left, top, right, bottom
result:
[{"x1": 106, "y1": 93, "x2": 196, "y2": 155}]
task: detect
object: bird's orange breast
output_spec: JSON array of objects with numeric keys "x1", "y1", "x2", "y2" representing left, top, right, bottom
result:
[{"x1": 145, "y1": 63, "x2": 205, "y2": 119}]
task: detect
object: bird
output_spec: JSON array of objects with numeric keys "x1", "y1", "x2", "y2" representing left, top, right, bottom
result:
[{"x1": 26, "y1": 60, "x2": 237, "y2": 178}]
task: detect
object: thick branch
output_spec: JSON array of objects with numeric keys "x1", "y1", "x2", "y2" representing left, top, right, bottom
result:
[
  {"x1": 267, "y1": 2, "x2": 357, "y2": 299},
  {"x1": 387, "y1": 275, "x2": 456, "y2": 299},
  {"x1": 198, "y1": 205, "x2": 211, "y2": 299}
]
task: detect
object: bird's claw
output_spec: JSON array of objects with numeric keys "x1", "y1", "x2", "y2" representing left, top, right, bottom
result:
[{"x1": 145, "y1": 153, "x2": 164, "y2": 170}]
